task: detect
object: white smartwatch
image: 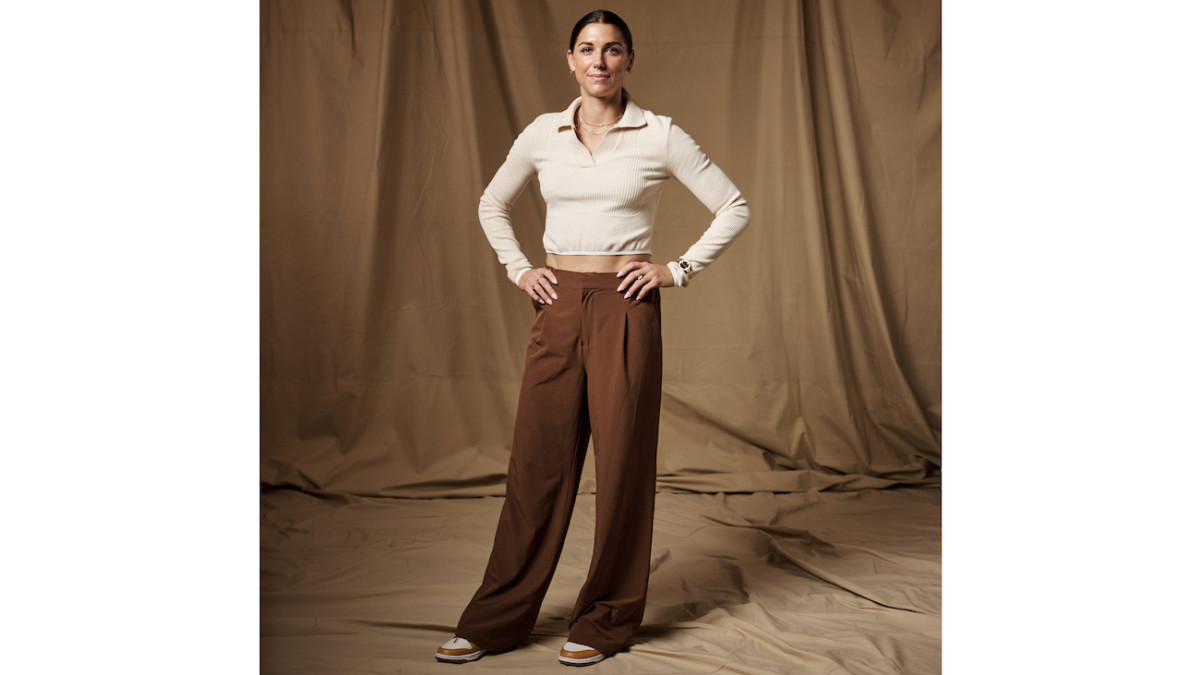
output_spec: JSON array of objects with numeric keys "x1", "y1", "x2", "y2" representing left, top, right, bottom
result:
[{"x1": 668, "y1": 259, "x2": 693, "y2": 287}]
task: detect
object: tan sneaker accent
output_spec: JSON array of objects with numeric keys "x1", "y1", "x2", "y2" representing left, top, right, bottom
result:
[
  {"x1": 435, "y1": 636, "x2": 485, "y2": 663},
  {"x1": 559, "y1": 641, "x2": 605, "y2": 666}
]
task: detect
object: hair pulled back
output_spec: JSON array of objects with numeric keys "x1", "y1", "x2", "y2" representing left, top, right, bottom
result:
[{"x1": 568, "y1": 9, "x2": 633, "y2": 52}]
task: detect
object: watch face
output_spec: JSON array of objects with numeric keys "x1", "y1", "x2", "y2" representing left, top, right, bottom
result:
[{"x1": 679, "y1": 260, "x2": 690, "y2": 270}]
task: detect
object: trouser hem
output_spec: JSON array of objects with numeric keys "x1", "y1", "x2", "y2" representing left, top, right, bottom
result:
[{"x1": 565, "y1": 623, "x2": 628, "y2": 657}]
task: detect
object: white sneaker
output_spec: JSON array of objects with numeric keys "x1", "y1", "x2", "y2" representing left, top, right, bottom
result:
[
  {"x1": 435, "y1": 636, "x2": 485, "y2": 663},
  {"x1": 559, "y1": 641, "x2": 606, "y2": 666}
]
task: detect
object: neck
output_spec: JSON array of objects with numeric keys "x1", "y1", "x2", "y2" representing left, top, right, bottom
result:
[{"x1": 577, "y1": 91, "x2": 625, "y2": 125}]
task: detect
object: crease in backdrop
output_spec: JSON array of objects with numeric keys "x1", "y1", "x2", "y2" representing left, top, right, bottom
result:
[{"x1": 261, "y1": 0, "x2": 942, "y2": 498}]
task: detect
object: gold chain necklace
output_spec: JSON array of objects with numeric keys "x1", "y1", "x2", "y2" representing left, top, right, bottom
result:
[{"x1": 576, "y1": 107, "x2": 625, "y2": 135}]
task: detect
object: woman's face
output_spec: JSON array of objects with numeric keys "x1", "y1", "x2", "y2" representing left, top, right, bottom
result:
[{"x1": 566, "y1": 22, "x2": 633, "y2": 100}]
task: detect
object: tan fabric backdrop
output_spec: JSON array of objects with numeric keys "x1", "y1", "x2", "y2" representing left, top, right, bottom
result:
[{"x1": 260, "y1": 0, "x2": 941, "y2": 498}]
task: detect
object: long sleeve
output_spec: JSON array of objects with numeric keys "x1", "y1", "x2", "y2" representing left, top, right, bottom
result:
[
  {"x1": 664, "y1": 124, "x2": 751, "y2": 279},
  {"x1": 479, "y1": 120, "x2": 544, "y2": 286}
]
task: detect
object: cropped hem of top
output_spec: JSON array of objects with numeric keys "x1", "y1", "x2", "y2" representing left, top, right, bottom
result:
[
  {"x1": 545, "y1": 249, "x2": 652, "y2": 256},
  {"x1": 478, "y1": 96, "x2": 751, "y2": 287}
]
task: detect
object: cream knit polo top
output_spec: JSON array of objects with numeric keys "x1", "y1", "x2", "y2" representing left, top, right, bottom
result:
[{"x1": 479, "y1": 97, "x2": 751, "y2": 286}]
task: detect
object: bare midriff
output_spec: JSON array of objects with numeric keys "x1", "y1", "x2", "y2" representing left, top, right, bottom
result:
[{"x1": 545, "y1": 253, "x2": 650, "y2": 273}]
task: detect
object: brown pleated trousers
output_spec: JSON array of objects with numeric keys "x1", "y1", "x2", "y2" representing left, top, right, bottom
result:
[{"x1": 456, "y1": 268, "x2": 663, "y2": 656}]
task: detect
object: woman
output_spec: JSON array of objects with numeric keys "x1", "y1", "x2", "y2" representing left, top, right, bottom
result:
[{"x1": 436, "y1": 9, "x2": 750, "y2": 667}]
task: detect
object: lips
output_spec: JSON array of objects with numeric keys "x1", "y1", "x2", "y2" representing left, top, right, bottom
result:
[{"x1": 587, "y1": 73, "x2": 609, "y2": 80}]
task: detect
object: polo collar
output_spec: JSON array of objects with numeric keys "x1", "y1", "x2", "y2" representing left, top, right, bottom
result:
[{"x1": 555, "y1": 96, "x2": 647, "y2": 132}]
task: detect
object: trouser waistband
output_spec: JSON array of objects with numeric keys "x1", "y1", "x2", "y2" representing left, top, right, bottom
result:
[{"x1": 545, "y1": 267, "x2": 626, "y2": 290}]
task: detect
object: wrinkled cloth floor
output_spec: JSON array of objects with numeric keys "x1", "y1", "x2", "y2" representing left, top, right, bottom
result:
[{"x1": 261, "y1": 487, "x2": 940, "y2": 674}]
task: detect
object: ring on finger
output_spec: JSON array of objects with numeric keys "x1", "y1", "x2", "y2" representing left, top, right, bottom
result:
[{"x1": 637, "y1": 275, "x2": 644, "y2": 281}]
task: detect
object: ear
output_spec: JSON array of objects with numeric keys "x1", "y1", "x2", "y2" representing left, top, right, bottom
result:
[
  {"x1": 627, "y1": 49, "x2": 635, "y2": 71},
  {"x1": 566, "y1": 49, "x2": 575, "y2": 73}
]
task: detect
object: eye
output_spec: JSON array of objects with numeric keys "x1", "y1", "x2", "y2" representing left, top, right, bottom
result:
[
  {"x1": 580, "y1": 46, "x2": 592, "y2": 53},
  {"x1": 606, "y1": 47, "x2": 621, "y2": 54}
]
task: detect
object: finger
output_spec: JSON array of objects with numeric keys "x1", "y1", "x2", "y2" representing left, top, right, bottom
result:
[
  {"x1": 544, "y1": 269, "x2": 559, "y2": 286},
  {"x1": 538, "y1": 276, "x2": 558, "y2": 301},
  {"x1": 619, "y1": 271, "x2": 639, "y2": 295},
  {"x1": 633, "y1": 271, "x2": 662, "y2": 300},
  {"x1": 530, "y1": 273, "x2": 552, "y2": 301},
  {"x1": 619, "y1": 267, "x2": 638, "y2": 291},
  {"x1": 617, "y1": 263, "x2": 650, "y2": 292},
  {"x1": 623, "y1": 271, "x2": 651, "y2": 299},
  {"x1": 533, "y1": 278, "x2": 553, "y2": 304},
  {"x1": 525, "y1": 273, "x2": 549, "y2": 304},
  {"x1": 635, "y1": 275, "x2": 661, "y2": 300}
]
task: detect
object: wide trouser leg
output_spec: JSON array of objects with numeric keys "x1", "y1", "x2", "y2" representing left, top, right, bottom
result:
[
  {"x1": 567, "y1": 287, "x2": 663, "y2": 655},
  {"x1": 455, "y1": 288, "x2": 590, "y2": 652}
]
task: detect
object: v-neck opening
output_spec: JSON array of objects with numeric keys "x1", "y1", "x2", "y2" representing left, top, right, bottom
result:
[{"x1": 575, "y1": 129, "x2": 612, "y2": 162}]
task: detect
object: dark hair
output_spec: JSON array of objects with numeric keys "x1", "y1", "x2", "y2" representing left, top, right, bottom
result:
[{"x1": 568, "y1": 9, "x2": 633, "y2": 52}]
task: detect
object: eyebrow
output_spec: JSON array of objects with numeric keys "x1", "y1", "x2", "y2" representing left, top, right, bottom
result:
[{"x1": 576, "y1": 41, "x2": 625, "y2": 48}]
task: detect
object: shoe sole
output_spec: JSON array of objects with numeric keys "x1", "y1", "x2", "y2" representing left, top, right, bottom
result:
[
  {"x1": 559, "y1": 654, "x2": 605, "y2": 666},
  {"x1": 436, "y1": 650, "x2": 485, "y2": 664}
]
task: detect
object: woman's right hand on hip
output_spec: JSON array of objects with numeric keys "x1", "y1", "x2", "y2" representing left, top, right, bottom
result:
[{"x1": 519, "y1": 268, "x2": 559, "y2": 305}]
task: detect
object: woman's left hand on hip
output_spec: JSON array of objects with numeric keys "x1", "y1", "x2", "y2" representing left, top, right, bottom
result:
[{"x1": 616, "y1": 262, "x2": 673, "y2": 300}]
